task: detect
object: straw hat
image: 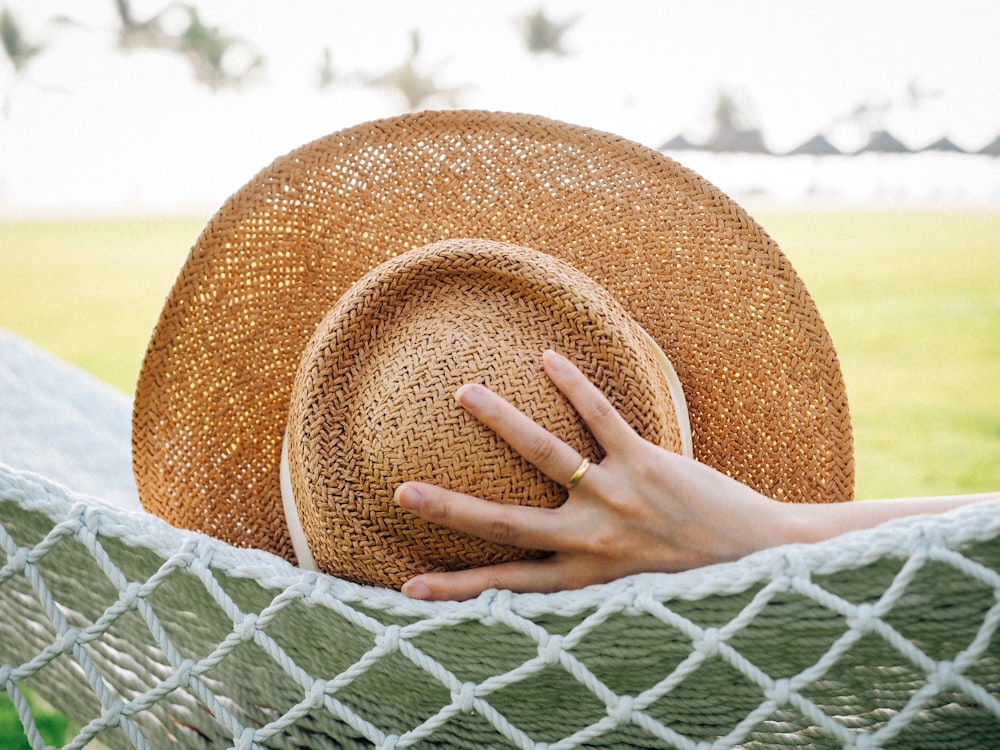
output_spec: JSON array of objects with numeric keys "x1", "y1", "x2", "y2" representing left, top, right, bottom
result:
[{"x1": 133, "y1": 110, "x2": 854, "y2": 587}]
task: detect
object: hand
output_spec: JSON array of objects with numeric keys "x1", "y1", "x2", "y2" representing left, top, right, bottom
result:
[{"x1": 394, "y1": 350, "x2": 793, "y2": 600}]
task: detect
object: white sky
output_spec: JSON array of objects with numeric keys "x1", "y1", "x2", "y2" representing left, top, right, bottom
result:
[{"x1": 2, "y1": 0, "x2": 999, "y2": 216}]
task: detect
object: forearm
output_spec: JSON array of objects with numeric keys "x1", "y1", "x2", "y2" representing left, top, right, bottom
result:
[{"x1": 783, "y1": 492, "x2": 1000, "y2": 546}]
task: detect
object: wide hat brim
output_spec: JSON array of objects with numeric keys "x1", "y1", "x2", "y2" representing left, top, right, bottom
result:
[{"x1": 133, "y1": 110, "x2": 854, "y2": 564}]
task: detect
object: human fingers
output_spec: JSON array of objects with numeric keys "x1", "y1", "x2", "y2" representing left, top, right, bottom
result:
[
  {"x1": 455, "y1": 382, "x2": 589, "y2": 488},
  {"x1": 394, "y1": 481, "x2": 575, "y2": 552},
  {"x1": 401, "y1": 556, "x2": 606, "y2": 601},
  {"x1": 541, "y1": 350, "x2": 639, "y2": 452}
]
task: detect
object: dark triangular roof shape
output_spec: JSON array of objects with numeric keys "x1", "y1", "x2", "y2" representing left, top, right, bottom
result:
[
  {"x1": 978, "y1": 134, "x2": 1000, "y2": 156},
  {"x1": 857, "y1": 130, "x2": 911, "y2": 154},
  {"x1": 703, "y1": 127, "x2": 771, "y2": 154},
  {"x1": 921, "y1": 136, "x2": 966, "y2": 153},
  {"x1": 787, "y1": 133, "x2": 842, "y2": 156},
  {"x1": 658, "y1": 133, "x2": 698, "y2": 151}
]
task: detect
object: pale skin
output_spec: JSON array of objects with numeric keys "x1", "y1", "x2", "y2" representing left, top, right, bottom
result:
[{"x1": 394, "y1": 349, "x2": 998, "y2": 601}]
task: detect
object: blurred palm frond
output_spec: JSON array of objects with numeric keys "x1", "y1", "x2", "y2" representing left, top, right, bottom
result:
[
  {"x1": 365, "y1": 29, "x2": 466, "y2": 110},
  {"x1": 112, "y1": 0, "x2": 264, "y2": 90},
  {"x1": 518, "y1": 7, "x2": 579, "y2": 57},
  {"x1": 1, "y1": 7, "x2": 45, "y2": 72}
]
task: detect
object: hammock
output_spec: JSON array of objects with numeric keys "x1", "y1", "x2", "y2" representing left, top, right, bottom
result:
[{"x1": 2, "y1": 328, "x2": 999, "y2": 749}]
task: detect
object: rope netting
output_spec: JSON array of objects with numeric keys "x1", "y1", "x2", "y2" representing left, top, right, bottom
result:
[{"x1": 2, "y1": 467, "x2": 999, "y2": 749}]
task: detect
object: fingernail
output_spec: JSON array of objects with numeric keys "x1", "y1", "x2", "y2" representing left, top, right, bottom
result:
[
  {"x1": 402, "y1": 578, "x2": 430, "y2": 599},
  {"x1": 395, "y1": 484, "x2": 423, "y2": 511},
  {"x1": 543, "y1": 349, "x2": 568, "y2": 370},
  {"x1": 455, "y1": 383, "x2": 485, "y2": 408}
]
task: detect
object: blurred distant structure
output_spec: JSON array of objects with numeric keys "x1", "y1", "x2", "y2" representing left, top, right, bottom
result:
[
  {"x1": 658, "y1": 86, "x2": 998, "y2": 158},
  {"x1": 787, "y1": 134, "x2": 842, "y2": 156},
  {"x1": 703, "y1": 90, "x2": 768, "y2": 153},
  {"x1": 859, "y1": 130, "x2": 911, "y2": 154},
  {"x1": 659, "y1": 128, "x2": 1000, "y2": 156},
  {"x1": 704, "y1": 126, "x2": 769, "y2": 153},
  {"x1": 658, "y1": 134, "x2": 698, "y2": 152},
  {"x1": 979, "y1": 134, "x2": 1000, "y2": 156},
  {"x1": 921, "y1": 136, "x2": 966, "y2": 154}
]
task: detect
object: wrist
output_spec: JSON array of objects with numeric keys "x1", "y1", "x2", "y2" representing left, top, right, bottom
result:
[{"x1": 768, "y1": 499, "x2": 821, "y2": 548}]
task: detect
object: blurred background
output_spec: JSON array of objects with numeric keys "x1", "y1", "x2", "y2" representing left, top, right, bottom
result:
[{"x1": 1, "y1": 0, "x2": 999, "y2": 216}]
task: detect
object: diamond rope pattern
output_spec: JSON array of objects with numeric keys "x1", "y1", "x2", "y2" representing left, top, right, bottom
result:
[{"x1": 2, "y1": 467, "x2": 999, "y2": 749}]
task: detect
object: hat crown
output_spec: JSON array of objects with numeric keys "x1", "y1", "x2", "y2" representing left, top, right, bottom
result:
[{"x1": 285, "y1": 238, "x2": 684, "y2": 586}]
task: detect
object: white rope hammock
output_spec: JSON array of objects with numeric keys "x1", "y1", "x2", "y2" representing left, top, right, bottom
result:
[{"x1": 2, "y1": 329, "x2": 999, "y2": 749}]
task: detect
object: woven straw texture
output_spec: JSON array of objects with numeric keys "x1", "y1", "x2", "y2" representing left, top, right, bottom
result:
[
  {"x1": 287, "y1": 239, "x2": 683, "y2": 586},
  {"x1": 3, "y1": 331, "x2": 999, "y2": 749},
  {"x1": 133, "y1": 110, "x2": 854, "y2": 565}
]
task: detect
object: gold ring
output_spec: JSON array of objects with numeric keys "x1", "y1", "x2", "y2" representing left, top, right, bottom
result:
[{"x1": 565, "y1": 457, "x2": 591, "y2": 489}]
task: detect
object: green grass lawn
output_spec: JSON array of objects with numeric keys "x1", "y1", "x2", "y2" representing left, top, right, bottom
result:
[
  {"x1": 761, "y1": 211, "x2": 1000, "y2": 499},
  {"x1": 1, "y1": 210, "x2": 999, "y2": 744},
  {"x1": 0, "y1": 216, "x2": 204, "y2": 395},
  {"x1": 0, "y1": 689, "x2": 76, "y2": 749}
]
